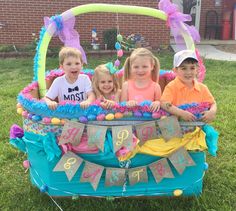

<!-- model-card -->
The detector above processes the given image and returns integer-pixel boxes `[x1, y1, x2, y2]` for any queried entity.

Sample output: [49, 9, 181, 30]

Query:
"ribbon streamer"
[44, 11, 87, 64]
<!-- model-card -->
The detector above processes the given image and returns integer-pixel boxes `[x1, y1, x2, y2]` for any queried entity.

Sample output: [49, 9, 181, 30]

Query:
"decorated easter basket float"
[10, 1, 219, 198]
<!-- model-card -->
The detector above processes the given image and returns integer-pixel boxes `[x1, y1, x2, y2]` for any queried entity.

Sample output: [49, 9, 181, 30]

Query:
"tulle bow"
[44, 11, 87, 64]
[158, 0, 200, 50]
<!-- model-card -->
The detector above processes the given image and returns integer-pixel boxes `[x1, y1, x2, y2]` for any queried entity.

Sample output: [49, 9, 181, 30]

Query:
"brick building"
[0, 0, 235, 49]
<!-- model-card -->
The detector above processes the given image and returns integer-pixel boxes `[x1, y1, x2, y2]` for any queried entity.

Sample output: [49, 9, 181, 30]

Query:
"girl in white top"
[45, 47, 95, 110]
[92, 63, 121, 109]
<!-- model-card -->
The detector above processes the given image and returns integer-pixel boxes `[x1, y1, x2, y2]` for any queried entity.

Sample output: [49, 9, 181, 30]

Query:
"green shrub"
[103, 28, 117, 50]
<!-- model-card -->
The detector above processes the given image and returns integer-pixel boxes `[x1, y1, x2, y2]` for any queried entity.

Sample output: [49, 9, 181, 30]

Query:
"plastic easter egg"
[117, 34, 123, 42]
[60, 119, 66, 125]
[143, 112, 152, 118]
[51, 118, 61, 124]
[152, 112, 161, 119]
[114, 112, 123, 119]
[97, 114, 105, 121]
[115, 42, 121, 50]
[32, 115, 42, 122]
[27, 113, 34, 120]
[114, 59, 120, 67]
[105, 113, 115, 121]
[88, 114, 96, 121]
[204, 162, 209, 170]
[40, 185, 48, 193]
[79, 116, 88, 123]
[173, 189, 183, 196]
[123, 111, 133, 117]
[134, 111, 142, 118]
[23, 160, 30, 168]
[17, 107, 23, 115]
[117, 49, 123, 57]
[42, 117, 51, 124]
[160, 115, 167, 119]
[22, 110, 28, 118]
[16, 103, 22, 108]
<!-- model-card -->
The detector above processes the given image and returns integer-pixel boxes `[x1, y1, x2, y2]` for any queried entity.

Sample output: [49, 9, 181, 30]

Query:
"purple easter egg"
[79, 116, 88, 123]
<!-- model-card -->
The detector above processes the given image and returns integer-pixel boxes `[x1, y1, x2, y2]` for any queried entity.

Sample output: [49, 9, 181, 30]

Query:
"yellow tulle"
[118, 127, 207, 161]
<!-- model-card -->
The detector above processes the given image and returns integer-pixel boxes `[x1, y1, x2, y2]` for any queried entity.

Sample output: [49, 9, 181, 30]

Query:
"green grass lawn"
[0, 53, 236, 210]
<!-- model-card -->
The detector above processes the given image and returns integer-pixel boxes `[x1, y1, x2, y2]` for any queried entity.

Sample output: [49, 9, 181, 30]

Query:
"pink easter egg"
[23, 160, 30, 168]
[43, 117, 51, 124]
[22, 111, 28, 118]
[152, 112, 161, 119]
[96, 114, 105, 121]
[117, 49, 123, 57]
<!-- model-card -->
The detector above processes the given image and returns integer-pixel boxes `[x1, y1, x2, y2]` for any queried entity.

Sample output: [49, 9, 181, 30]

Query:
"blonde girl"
[92, 63, 121, 109]
[121, 48, 161, 112]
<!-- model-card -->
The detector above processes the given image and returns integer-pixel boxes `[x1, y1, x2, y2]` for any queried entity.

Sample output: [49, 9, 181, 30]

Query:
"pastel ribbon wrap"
[158, 0, 200, 51]
[44, 10, 87, 64]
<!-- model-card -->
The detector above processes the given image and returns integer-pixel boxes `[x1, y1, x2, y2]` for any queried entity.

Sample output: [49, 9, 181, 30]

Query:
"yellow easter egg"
[105, 113, 114, 121]
[51, 118, 61, 125]
[161, 115, 167, 120]
[173, 189, 183, 196]
[114, 112, 123, 119]
[17, 107, 23, 115]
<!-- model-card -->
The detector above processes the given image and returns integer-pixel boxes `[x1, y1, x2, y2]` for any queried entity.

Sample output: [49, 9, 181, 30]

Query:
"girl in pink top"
[121, 48, 161, 112]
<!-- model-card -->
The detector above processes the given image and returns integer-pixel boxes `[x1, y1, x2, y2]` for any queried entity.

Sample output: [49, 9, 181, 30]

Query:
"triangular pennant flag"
[157, 116, 183, 141]
[168, 147, 195, 175]
[112, 125, 133, 152]
[105, 168, 126, 187]
[58, 121, 85, 146]
[87, 125, 107, 152]
[149, 158, 174, 183]
[80, 161, 104, 191]
[53, 151, 83, 181]
[135, 121, 158, 145]
[128, 166, 148, 186]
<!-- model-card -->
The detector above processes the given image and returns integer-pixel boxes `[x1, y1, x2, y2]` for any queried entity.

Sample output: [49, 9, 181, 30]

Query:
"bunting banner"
[149, 158, 174, 183]
[128, 166, 148, 186]
[59, 121, 84, 146]
[112, 125, 133, 152]
[157, 116, 183, 141]
[105, 168, 126, 187]
[53, 151, 83, 181]
[87, 125, 107, 152]
[80, 161, 104, 191]
[168, 147, 195, 174]
[135, 121, 159, 145]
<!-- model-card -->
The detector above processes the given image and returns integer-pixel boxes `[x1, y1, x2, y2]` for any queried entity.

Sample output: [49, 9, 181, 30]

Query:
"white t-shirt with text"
[46, 74, 92, 103]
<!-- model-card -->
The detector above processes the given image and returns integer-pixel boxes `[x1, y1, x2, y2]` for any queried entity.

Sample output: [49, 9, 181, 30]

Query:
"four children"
[45, 47, 216, 123]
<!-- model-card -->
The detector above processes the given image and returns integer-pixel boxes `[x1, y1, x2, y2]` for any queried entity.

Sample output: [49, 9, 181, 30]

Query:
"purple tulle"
[158, 0, 200, 51]
[10, 124, 24, 139]
[44, 10, 87, 64]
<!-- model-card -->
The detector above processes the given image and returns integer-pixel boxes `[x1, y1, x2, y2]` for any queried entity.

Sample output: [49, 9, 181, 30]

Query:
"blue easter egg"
[115, 42, 121, 50]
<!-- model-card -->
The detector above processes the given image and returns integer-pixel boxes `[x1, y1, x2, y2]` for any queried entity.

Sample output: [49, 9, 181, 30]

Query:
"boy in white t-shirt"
[44, 47, 95, 110]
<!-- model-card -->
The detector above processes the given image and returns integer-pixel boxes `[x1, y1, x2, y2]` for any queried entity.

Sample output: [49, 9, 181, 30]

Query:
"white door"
[171, 0, 201, 31]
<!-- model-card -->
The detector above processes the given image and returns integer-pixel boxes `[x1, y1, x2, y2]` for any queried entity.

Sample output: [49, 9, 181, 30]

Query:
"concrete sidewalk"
[171, 40, 236, 61]
[196, 44, 236, 61]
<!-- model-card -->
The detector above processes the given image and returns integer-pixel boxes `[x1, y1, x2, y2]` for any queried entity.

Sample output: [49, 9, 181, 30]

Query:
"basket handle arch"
[36, 3, 195, 97]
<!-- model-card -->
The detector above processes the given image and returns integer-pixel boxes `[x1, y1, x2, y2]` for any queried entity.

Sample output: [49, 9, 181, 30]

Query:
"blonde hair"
[92, 64, 119, 98]
[59, 47, 83, 65]
[123, 48, 160, 82]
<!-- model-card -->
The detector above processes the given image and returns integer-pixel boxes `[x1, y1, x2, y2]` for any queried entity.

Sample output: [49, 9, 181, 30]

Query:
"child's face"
[130, 56, 153, 80]
[61, 56, 83, 82]
[98, 73, 114, 95]
[174, 62, 198, 84]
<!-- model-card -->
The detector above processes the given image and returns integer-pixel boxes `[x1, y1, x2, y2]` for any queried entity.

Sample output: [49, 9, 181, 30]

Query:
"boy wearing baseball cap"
[161, 50, 217, 122]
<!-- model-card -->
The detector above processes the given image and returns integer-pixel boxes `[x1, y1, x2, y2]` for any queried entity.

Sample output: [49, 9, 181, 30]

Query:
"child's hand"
[180, 110, 196, 121]
[126, 100, 138, 108]
[200, 110, 216, 123]
[150, 101, 160, 112]
[47, 101, 58, 110]
[80, 100, 90, 109]
[101, 99, 115, 109]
